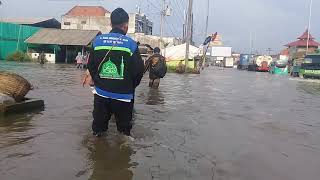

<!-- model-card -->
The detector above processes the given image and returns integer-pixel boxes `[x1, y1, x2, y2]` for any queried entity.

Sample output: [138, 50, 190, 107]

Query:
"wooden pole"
[65, 46, 68, 63]
[184, 0, 193, 72]
[16, 25, 22, 51]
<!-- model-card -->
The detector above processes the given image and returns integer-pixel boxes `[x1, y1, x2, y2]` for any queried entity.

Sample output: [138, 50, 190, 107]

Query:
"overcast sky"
[0, 0, 319, 54]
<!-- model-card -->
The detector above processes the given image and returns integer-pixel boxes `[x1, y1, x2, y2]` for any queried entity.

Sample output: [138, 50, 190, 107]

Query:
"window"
[64, 22, 71, 26]
[81, 21, 86, 24]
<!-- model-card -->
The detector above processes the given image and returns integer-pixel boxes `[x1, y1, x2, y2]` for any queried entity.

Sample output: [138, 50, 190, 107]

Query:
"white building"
[61, 6, 153, 35]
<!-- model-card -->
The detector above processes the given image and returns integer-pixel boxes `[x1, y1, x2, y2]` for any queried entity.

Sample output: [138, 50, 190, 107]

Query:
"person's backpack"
[151, 56, 167, 78]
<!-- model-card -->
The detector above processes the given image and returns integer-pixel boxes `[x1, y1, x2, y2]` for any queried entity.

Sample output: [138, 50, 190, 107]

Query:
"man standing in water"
[38, 51, 46, 65]
[87, 8, 144, 138]
[144, 47, 167, 88]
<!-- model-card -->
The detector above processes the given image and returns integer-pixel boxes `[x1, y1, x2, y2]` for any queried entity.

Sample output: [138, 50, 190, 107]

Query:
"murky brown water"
[1, 61, 320, 180]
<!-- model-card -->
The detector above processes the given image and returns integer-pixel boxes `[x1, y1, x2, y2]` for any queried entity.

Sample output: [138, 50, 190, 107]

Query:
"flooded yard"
[1, 61, 320, 180]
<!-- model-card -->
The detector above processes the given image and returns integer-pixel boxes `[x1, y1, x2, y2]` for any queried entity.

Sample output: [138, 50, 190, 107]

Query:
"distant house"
[285, 29, 320, 59]
[0, 18, 61, 28]
[62, 6, 112, 33]
[62, 6, 153, 35]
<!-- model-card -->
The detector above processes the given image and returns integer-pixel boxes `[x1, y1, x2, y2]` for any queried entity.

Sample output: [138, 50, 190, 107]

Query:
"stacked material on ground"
[0, 71, 32, 102]
[0, 93, 15, 105]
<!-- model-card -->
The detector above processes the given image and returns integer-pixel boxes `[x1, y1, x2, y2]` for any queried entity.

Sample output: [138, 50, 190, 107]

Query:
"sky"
[0, 0, 319, 54]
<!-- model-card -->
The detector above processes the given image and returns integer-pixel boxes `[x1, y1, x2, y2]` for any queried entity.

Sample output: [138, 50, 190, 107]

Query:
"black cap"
[111, 8, 129, 25]
[154, 47, 161, 53]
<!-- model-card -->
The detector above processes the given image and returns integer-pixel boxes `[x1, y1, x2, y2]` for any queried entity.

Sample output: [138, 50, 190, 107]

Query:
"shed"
[25, 28, 101, 63]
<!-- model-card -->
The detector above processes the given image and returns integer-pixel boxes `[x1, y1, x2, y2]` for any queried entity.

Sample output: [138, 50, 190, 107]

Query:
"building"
[62, 6, 112, 33]
[285, 29, 320, 59]
[62, 6, 153, 35]
[210, 34, 223, 46]
[25, 28, 101, 63]
[0, 18, 61, 28]
[128, 13, 153, 35]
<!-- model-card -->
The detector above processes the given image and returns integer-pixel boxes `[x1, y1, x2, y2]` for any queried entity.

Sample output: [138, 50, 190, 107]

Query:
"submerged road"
[1, 61, 320, 180]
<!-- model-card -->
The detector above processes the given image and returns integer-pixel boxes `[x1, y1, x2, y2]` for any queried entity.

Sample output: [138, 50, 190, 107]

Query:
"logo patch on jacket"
[99, 57, 124, 80]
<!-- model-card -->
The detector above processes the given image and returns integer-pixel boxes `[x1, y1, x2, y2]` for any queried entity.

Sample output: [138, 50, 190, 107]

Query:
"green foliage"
[6, 51, 32, 62]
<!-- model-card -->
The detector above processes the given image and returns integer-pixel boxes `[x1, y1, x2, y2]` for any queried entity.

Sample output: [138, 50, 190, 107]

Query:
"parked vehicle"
[237, 54, 250, 70]
[290, 65, 301, 77]
[299, 54, 320, 79]
[269, 59, 288, 75]
[248, 55, 273, 72]
[223, 57, 234, 68]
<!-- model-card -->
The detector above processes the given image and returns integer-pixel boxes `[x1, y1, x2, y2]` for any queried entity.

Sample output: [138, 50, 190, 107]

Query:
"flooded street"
[1, 61, 320, 180]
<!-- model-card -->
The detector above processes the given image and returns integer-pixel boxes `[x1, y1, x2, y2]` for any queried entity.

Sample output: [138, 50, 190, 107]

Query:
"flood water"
[1, 61, 320, 180]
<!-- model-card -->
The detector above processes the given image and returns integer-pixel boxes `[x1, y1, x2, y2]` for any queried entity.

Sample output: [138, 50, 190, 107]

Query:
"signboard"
[211, 47, 232, 57]
[210, 34, 223, 46]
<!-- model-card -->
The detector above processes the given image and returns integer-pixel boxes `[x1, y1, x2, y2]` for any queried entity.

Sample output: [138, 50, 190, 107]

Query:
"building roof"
[298, 29, 314, 40]
[65, 6, 109, 16]
[286, 39, 320, 47]
[25, 29, 101, 46]
[0, 17, 58, 25]
[285, 29, 320, 47]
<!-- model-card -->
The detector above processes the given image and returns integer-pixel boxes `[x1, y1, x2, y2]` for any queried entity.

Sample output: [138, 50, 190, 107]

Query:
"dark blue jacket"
[88, 28, 144, 100]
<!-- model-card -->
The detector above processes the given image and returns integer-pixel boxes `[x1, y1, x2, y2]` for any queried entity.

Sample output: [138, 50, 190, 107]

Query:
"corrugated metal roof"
[65, 6, 109, 16]
[0, 18, 57, 25]
[25, 29, 101, 46]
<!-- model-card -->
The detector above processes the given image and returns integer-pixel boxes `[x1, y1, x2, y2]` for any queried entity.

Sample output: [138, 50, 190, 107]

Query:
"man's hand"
[82, 70, 94, 87]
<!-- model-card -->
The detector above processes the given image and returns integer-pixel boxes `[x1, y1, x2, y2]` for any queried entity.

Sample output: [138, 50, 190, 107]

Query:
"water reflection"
[296, 81, 320, 95]
[2, 62, 320, 180]
[84, 136, 135, 180]
[146, 88, 165, 105]
[0, 113, 35, 148]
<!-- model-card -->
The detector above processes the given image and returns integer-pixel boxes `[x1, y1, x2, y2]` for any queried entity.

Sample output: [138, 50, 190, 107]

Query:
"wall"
[61, 15, 111, 33]
[288, 46, 318, 60]
[31, 53, 56, 63]
[0, 22, 40, 60]
[62, 13, 153, 35]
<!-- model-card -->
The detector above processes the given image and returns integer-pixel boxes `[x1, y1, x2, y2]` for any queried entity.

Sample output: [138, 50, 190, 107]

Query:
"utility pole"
[184, 0, 193, 72]
[306, 0, 313, 55]
[183, 9, 186, 42]
[204, 0, 210, 39]
[160, 0, 165, 48]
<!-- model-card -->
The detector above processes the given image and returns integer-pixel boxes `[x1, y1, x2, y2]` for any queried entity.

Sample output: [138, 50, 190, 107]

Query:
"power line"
[164, 18, 179, 37]
[145, 0, 160, 10]
[171, 0, 185, 23]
